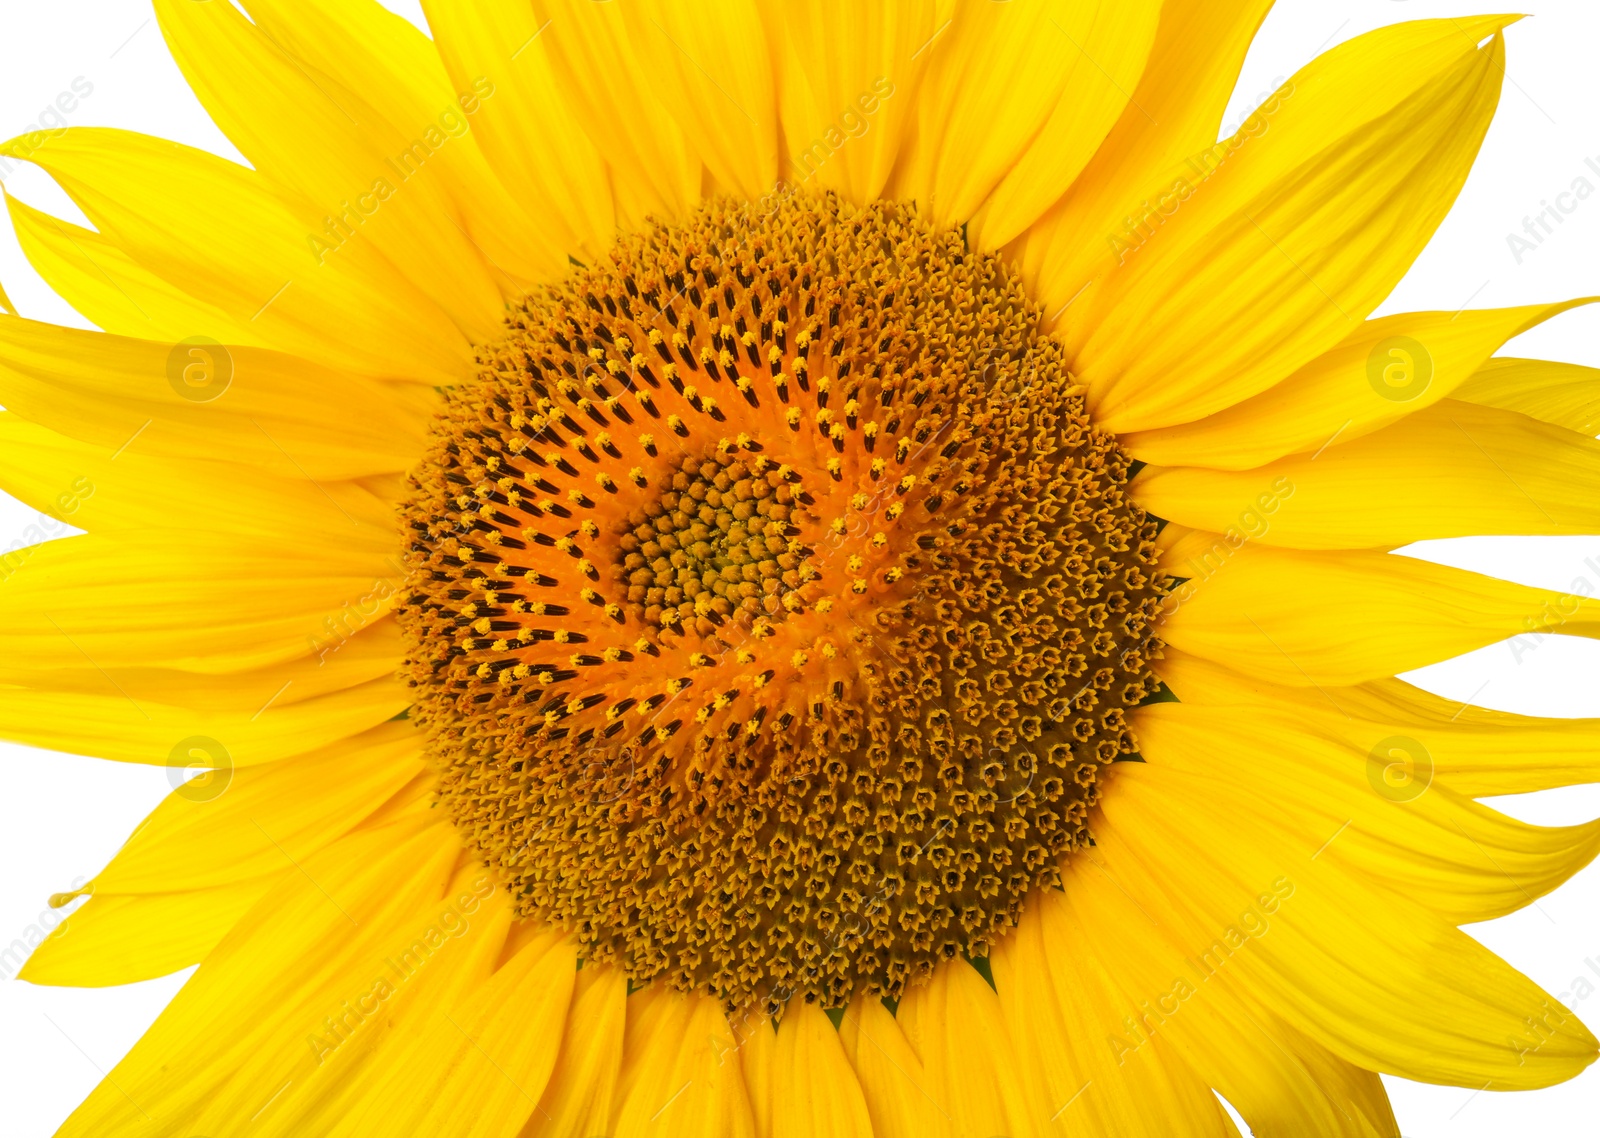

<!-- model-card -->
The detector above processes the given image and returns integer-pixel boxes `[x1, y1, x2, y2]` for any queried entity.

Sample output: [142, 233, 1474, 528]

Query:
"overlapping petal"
[1050, 17, 1515, 433]
[1136, 400, 1600, 548]
[2, 4, 1596, 1137]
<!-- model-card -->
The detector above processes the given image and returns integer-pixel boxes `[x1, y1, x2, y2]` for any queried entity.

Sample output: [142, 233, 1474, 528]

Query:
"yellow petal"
[87, 720, 420, 894]
[151, 0, 506, 339]
[612, 990, 756, 1137]
[1053, 852, 1403, 1136]
[1072, 18, 1513, 433]
[1454, 356, 1600, 434]
[526, 964, 628, 1138]
[991, 889, 1239, 1137]
[1266, 1038, 1399, 1138]
[13, 126, 471, 381]
[966, 0, 1163, 249]
[1122, 300, 1593, 469]
[532, 0, 702, 229]
[837, 996, 947, 1138]
[613, 985, 690, 1115]
[1134, 702, 1600, 925]
[893, 0, 1156, 234]
[0, 411, 397, 545]
[0, 685, 408, 777]
[0, 533, 396, 674]
[1019, 0, 1274, 308]
[0, 316, 437, 480]
[1149, 524, 1222, 577]
[740, 1014, 775, 1138]
[18, 881, 273, 987]
[1157, 646, 1600, 798]
[769, 0, 934, 205]
[255, 885, 519, 1138]
[429, 943, 578, 1118]
[622, 0, 779, 204]
[240, 0, 567, 286]
[421, 0, 615, 259]
[5, 190, 267, 345]
[895, 959, 1042, 1138]
[0, 612, 404, 767]
[769, 1002, 873, 1138]
[243, 0, 466, 143]
[1161, 544, 1600, 686]
[1098, 760, 1598, 1088]
[53, 822, 464, 1135]
[1136, 400, 1600, 549]
[354, 935, 576, 1138]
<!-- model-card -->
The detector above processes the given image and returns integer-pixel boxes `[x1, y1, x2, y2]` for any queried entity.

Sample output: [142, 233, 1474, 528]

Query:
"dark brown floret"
[397, 193, 1169, 1014]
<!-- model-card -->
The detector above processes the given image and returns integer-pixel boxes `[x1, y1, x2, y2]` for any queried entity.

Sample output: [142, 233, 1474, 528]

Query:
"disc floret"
[398, 193, 1169, 1012]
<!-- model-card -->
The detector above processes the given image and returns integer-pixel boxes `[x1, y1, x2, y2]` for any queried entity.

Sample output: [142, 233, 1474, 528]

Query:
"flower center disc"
[399, 194, 1169, 1013]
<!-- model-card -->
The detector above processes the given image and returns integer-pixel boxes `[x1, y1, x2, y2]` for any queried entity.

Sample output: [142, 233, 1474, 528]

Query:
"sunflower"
[5, 1, 1600, 1134]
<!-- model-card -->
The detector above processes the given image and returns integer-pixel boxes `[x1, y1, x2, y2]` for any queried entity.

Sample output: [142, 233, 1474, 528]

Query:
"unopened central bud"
[620, 449, 814, 635]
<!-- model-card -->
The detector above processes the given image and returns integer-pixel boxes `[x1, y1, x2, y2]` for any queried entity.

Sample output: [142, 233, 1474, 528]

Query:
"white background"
[0, 1, 1596, 1134]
